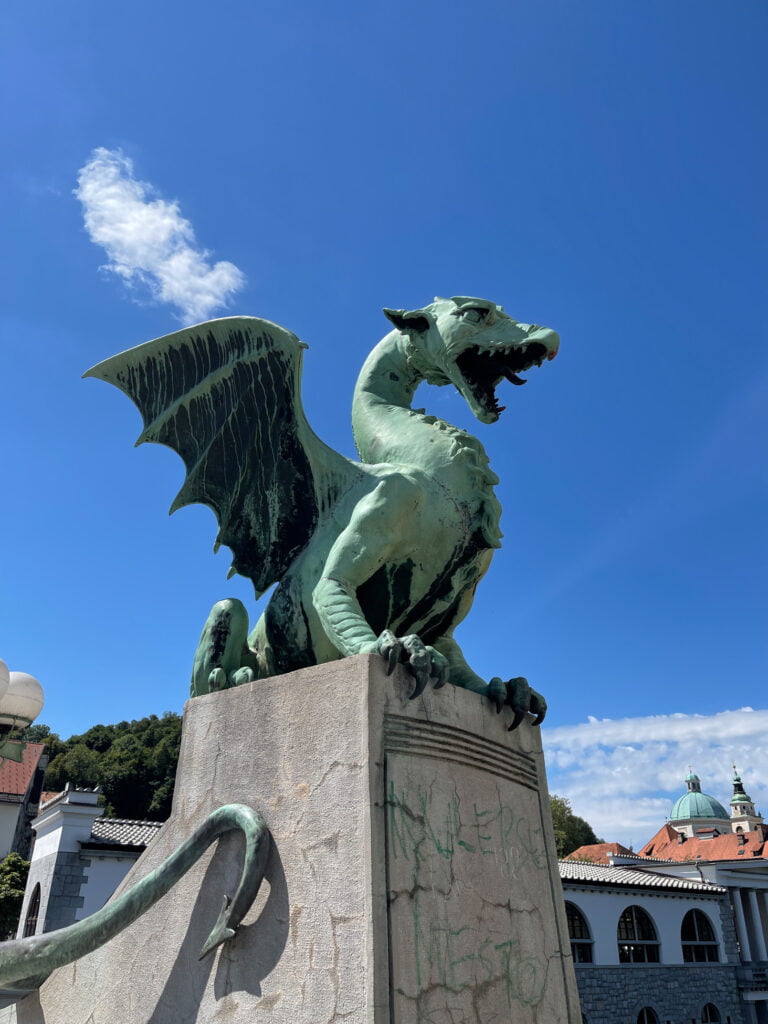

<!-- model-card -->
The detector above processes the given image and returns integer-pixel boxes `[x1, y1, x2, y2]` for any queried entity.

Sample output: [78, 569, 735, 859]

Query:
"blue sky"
[1, 1, 766, 844]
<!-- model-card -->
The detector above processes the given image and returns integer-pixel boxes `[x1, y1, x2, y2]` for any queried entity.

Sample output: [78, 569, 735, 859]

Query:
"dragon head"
[384, 296, 559, 424]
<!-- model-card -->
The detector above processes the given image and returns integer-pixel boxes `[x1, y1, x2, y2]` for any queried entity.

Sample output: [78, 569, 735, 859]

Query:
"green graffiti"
[388, 783, 546, 876]
[410, 895, 544, 1007]
[389, 780, 420, 861]
[495, 940, 546, 1007]
[389, 783, 548, 1010]
[417, 787, 460, 860]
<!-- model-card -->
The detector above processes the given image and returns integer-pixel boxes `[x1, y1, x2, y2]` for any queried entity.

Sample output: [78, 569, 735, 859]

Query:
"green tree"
[29, 713, 182, 821]
[44, 743, 102, 792]
[0, 853, 30, 940]
[20, 724, 67, 762]
[549, 795, 602, 858]
[70, 723, 117, 754]
[100, 733, 152, 819]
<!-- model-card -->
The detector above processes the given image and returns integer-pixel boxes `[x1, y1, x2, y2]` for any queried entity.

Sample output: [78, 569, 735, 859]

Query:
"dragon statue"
[86, 296, 559, 728]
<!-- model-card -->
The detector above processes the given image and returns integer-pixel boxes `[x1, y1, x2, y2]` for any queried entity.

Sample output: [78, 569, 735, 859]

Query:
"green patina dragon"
[87, 296, 559, 727]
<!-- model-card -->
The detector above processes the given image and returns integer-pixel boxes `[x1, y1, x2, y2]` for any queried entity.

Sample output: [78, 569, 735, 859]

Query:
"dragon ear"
[383, 308, 433, 334]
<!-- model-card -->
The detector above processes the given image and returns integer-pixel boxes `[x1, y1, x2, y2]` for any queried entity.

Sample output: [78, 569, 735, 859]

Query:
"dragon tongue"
[501, 366, 527, 386]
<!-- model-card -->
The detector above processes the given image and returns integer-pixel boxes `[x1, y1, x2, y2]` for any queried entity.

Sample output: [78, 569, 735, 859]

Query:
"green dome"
[670, 791, 729, 822]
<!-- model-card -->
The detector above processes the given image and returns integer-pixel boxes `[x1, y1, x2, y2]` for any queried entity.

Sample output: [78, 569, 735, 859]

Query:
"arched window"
[636, 1009, 658, 1024]
[617, 905, 660, 963]
[565, 902, 593, 963]
[22, 883, 41, 938]
[681, 909, 719, 962]
[701, 1003, 721, 1022]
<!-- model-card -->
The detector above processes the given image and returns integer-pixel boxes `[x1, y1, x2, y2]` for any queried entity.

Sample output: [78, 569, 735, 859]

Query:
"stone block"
[4, 655, 579, 1023]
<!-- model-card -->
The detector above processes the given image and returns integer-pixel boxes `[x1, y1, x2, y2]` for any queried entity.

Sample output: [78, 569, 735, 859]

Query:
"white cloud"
[542, 707, 768, 849]
[75, 147, 245, 322]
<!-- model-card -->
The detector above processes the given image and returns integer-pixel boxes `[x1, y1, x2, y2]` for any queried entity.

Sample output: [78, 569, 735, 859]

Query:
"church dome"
[670, 791, 730, 822]
[670, 768, 729, 823]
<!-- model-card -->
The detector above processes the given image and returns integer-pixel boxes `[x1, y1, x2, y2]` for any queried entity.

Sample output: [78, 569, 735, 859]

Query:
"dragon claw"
[375, 632, 448, 697]
[505, 676, 547, 730]
[230, 666, 256, 687]
[208, 667, 228, 691]
[409, 668, 430, 700]
[485, 676, 547, 729]
[433, 660, 448, 689]
[530, 702, 547, 727]
[487, 677, 506, 714]
[509, 707, 526, 731]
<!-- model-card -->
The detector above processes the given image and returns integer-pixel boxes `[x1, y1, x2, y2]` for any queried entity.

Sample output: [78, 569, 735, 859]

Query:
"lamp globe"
[0, 671, 45, 729]
[0, 660, 10, 705]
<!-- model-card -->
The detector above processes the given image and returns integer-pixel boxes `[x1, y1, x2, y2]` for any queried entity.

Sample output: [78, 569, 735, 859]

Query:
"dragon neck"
[351, 330, 502, 548]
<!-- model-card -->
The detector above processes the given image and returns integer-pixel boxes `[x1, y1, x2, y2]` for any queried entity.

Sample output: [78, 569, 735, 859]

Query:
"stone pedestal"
[6, 655, 580, 1023]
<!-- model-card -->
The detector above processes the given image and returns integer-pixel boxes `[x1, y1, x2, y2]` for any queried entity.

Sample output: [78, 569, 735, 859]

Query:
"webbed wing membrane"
[85, 316, 361, 596]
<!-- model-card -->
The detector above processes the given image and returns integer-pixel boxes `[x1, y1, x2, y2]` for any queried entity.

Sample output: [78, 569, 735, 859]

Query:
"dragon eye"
[463, 308, 489, 324]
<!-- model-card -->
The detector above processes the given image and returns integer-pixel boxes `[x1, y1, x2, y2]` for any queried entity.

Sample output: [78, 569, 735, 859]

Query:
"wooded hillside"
[24, 714, 182, 820]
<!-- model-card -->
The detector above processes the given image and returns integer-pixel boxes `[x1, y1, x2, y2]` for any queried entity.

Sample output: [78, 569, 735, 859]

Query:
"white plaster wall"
[29, 827, 61, 861]
[16, 855, 54, 938]
[31, 800, 102, 857]
[56, 819, 98, 853]
[758, 890, 768, 942]
[564, 888, 726, 965]
[0, 803, 20, 858]
[77, 854, 139, 921]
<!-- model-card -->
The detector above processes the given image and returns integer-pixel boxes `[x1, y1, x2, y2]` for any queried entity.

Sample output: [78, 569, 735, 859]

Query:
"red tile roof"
[565, 842, 635, 865]
[638, 823, 768, 862]
[0, 742, 45, 799]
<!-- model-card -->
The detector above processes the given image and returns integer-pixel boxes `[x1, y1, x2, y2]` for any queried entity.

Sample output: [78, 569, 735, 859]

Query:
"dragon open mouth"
[456, 341, 550, 420]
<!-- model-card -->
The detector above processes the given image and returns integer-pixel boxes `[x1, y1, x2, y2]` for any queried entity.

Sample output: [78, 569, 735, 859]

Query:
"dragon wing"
[85, 316, 361, 596]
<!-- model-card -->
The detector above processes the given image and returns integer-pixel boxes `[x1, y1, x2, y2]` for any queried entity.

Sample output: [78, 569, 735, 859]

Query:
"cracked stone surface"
[2, 655, 579, 1023]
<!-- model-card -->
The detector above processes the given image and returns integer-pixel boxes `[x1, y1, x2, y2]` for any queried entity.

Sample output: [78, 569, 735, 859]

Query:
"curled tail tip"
[198, 924, 236, 960]
[198, 893, 235, 959]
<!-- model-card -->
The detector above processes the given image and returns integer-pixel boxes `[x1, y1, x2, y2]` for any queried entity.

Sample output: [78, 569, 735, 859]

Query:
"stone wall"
[4, 655, 580, 1023]
[718, 897, 742, 963]
[575, 964, 745, 1024]
[16, 850, 89, 939]
[43, 852, 90, 931]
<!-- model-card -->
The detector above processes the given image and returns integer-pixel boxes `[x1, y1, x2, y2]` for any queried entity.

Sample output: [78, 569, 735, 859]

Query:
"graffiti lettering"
[388, 782, 546, 875]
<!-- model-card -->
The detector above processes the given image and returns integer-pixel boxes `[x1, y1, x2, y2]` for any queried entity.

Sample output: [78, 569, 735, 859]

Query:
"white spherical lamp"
[0, 671, 45, 729]
[0, 660, 10, 705]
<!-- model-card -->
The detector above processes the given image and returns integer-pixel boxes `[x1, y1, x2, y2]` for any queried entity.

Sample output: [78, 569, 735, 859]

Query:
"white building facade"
[561, 860, 745, 1024]
[17, 784, 162, 938]
[565, 768, 768, 1024]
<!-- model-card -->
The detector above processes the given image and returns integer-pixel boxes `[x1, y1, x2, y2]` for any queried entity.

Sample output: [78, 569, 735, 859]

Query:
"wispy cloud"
[75, 147, 245, 322]
[543, 707, 768, 849]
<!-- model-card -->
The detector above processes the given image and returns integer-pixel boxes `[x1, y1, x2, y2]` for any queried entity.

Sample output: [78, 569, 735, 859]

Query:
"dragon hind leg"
[191, 599, 258, 697]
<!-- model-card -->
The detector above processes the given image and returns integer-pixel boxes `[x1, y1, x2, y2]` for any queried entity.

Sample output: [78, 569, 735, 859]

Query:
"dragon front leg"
[313, 578, 448, 699]
[312, 477, 448, 698]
